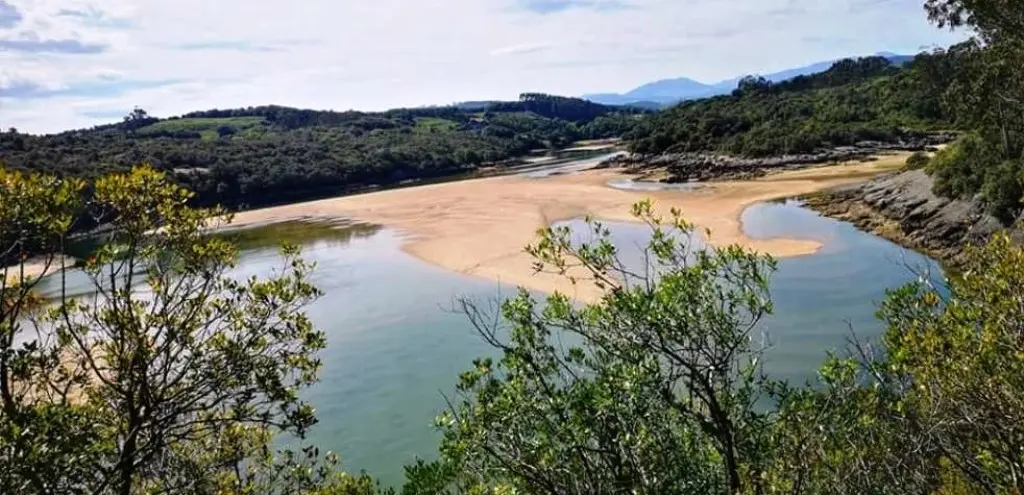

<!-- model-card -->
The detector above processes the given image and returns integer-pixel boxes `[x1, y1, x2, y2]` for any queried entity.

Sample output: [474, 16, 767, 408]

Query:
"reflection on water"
[516, 151, 623, 179]
[222, 220, 382, 252]
[607, 178, 706, 192]
[23, 202, 944, 488]
[741, 199, 941, 382]
[554, 200, 941, 385]
[34, 220, 383, 300]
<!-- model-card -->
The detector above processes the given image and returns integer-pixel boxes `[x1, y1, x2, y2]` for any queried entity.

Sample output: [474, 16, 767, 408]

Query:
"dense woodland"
[625, 32, 1024, 221]
[0, 95, 643, 208]
[625, 53, 955, 157]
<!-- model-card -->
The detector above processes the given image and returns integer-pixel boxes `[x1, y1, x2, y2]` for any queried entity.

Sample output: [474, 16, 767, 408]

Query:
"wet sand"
[230, 153, 910, 300]
[3, 255, 75, 285]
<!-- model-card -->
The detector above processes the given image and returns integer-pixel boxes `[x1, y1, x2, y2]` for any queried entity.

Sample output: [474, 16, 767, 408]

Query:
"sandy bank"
[230, 153, 910, 300]
[3, 255, 76, 285]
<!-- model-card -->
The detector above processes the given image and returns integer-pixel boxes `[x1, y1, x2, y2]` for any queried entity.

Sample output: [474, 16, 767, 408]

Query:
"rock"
[804, 168, 1020, 266]
[600, 132, 958, 182]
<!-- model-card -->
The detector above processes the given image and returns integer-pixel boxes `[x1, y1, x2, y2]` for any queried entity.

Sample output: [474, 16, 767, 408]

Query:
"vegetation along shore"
[5, 0, 1024, 493]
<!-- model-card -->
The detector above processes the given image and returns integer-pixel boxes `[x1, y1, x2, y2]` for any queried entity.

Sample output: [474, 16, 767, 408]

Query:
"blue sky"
[0, 0, 968, 134]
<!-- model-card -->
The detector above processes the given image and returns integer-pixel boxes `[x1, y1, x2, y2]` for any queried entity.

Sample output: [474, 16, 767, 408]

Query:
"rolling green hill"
[0, 51, 984, 216]
[0, 94, 644, 209]
[136, 116, 267, 140]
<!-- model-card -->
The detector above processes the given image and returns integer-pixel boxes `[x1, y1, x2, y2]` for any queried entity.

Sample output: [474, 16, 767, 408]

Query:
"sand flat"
[3, 255, 75, 285]
[229, 153, 909, 299]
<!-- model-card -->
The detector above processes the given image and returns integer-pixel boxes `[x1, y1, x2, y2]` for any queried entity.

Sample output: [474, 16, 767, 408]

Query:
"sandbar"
[230, 153, 910, 300]
[3, 255, 76, 285]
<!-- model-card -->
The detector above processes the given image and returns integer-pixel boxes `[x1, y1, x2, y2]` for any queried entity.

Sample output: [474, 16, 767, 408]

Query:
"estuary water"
[31, 199, 940, 488]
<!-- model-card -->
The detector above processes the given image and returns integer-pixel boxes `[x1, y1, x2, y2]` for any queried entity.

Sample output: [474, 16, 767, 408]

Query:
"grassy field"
[413, 117, 459, 133]
[138, 117, 267, 140]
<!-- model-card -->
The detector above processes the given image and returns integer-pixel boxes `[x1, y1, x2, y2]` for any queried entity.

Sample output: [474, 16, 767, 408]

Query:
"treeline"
[489, 93, 633, 122]
[627, 53, 955, 158]
[0, 94, 642, 209]
[626, 22, 1024, 221]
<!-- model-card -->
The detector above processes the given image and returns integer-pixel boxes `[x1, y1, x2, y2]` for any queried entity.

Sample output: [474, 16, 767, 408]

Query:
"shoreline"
[802, 191, 954, 264]
[229, 152, 913, 300]
[5, 152, 913, 300]
[797, 144, 992, 270]
[3, 255, 77, 285]
[799, 169, 1005, 269]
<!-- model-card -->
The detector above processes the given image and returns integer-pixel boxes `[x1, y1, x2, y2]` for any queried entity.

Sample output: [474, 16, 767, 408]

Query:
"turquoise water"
[285, 199, 935, 485]
[28, 198, 941, 487]
[742, 199, 941, 381]
[552, 200, 940, 383]
[29, 221, 512, 483]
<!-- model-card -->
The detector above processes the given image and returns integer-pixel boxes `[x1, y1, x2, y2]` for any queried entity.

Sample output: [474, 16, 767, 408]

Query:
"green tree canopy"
[0, 166, 380, 495]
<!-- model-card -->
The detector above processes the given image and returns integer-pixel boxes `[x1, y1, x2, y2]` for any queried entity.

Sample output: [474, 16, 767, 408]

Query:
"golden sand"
[229, 153, 910, 300]
[3, 255, 75, 285]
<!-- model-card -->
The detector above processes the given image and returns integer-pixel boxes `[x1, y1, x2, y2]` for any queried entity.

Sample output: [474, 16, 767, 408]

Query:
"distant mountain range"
[582, 52, 914, 108]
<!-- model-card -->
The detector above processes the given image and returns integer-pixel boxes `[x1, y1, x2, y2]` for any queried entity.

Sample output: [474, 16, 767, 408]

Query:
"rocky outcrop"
[803, 169, 1013, 265]
[603, 133, 957, 182]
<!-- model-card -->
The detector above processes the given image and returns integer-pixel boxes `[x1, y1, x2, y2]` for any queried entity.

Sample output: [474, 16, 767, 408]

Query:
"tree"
[0, 166, 379, 494]
[124, 107, 149, 123]
[417, 201, 779, 494]
[925, 0, 1024, 47]
[920, 0, 1024, 220]
[627, 54, 951, 158]
[768, 231, 1024, 494]
[402, 202, 1024, 495]
[734, 76, 772, 96]
[872, 232, 1024, 492]
[121, 107, 154, 133]
[0, 102, 633, 210]
[216, 125, 237, 138]
[1, 169, 90, 494]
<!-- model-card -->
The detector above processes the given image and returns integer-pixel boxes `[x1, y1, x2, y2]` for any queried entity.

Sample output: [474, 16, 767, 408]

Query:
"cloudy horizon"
[1, 0, 968, 134]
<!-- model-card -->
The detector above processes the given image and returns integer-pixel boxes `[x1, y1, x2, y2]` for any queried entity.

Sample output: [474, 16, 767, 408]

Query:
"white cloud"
[490, 42, 554, 56]
[0, 0, 969, 133]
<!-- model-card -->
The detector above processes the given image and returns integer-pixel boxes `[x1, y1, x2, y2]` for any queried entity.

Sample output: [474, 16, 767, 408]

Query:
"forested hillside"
[0, 53, 982, 214]
[0, 94, 642, 208]
[626, 52, 959, 157]
[5, 33, 1018, 220]
[623, 29, 1024, 221]
[613, 31, 1024, 222]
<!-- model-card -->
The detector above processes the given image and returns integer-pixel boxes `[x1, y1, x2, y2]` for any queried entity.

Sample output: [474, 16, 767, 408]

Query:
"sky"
[0, 0, 969, 134]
